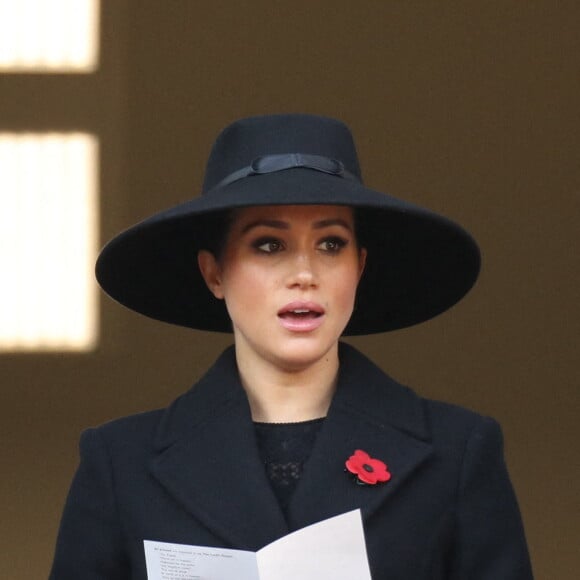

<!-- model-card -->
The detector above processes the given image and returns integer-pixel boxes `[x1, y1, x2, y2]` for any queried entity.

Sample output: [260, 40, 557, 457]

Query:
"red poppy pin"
[345, 449, 391, 486]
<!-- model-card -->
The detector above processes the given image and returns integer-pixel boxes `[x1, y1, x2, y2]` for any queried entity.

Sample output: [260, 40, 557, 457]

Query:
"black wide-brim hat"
[96, 114, 480, 335]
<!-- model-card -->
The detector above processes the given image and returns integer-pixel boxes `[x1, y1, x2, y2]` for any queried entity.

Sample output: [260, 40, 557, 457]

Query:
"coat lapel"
[287, 343, 433, 531]
[149, 347, 289, 550]
[149, 343, 433, 549]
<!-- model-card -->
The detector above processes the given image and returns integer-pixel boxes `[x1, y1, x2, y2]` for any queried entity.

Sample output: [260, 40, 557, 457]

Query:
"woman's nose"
[286, 253, 318, 288]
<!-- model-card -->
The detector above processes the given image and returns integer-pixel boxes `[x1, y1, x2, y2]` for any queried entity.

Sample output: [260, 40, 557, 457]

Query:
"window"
[0, 0, 99, 72]
[0, 0, 102, 351]
[0, 133, 99, 350]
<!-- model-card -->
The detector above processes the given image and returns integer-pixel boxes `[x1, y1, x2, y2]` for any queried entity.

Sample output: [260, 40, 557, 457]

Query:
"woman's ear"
[197, 250, 224, 299]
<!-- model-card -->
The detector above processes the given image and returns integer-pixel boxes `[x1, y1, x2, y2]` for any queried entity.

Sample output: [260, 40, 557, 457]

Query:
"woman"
[50, 114, 533, 578]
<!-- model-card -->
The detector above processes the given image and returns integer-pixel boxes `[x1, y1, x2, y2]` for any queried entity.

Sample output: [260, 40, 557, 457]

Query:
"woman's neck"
[234, 343, 340, 423]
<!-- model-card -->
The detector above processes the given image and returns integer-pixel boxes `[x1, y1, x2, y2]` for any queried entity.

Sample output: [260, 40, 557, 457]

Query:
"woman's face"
[198, 205, 366, 372]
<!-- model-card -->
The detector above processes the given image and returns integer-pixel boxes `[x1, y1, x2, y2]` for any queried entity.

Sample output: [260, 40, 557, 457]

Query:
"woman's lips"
[277, 301, 325, 332]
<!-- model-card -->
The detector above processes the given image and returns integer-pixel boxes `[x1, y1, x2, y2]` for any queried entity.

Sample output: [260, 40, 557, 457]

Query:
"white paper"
[144, 509, 372, 580]
[257, 509, 372, 580]
[144, 540, 259, 579]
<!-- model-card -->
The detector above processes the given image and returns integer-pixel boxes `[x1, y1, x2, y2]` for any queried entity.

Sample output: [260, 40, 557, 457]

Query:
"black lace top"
[253, 418, 325, 516]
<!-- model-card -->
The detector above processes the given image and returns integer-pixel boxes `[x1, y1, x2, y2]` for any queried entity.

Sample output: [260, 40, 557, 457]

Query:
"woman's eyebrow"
[313, 218, 353, 231]
[240, 217, 352, 234]
[241, 219, 289, 233]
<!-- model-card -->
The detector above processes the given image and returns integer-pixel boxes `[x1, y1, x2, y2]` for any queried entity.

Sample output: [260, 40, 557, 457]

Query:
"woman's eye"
[254, 238, 284, 253]
[318, 237, 347, 253]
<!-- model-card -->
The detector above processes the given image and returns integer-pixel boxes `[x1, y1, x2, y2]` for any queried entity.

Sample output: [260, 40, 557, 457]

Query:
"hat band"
[211, 153, 360, 190]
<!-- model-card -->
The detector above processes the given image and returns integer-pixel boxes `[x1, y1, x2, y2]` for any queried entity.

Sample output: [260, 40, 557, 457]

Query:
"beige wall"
[0, 2, 578, 578]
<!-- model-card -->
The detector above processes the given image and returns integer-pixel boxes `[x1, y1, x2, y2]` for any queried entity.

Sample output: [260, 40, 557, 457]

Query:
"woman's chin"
[267, 339, 339, 373]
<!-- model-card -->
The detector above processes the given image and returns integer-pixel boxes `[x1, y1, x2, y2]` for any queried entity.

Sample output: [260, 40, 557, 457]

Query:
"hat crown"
[202, 114, 362, 193]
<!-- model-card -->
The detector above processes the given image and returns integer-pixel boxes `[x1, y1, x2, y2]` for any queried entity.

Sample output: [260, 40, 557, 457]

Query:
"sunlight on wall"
[0, 133, 99, 351]
[0, 0, 100, 72]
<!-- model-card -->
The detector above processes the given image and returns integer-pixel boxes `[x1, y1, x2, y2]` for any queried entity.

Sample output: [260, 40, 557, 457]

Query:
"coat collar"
[150, 344, 432, 550]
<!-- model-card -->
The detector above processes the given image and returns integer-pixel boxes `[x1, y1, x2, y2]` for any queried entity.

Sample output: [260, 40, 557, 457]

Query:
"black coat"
[50, 344, 533, 579]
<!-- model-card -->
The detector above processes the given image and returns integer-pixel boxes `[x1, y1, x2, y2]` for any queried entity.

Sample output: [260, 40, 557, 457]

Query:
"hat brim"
[96, 168, 480, 334]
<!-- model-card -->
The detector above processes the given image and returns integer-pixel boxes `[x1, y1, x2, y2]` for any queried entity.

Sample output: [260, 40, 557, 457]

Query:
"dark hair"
[196, 210, 235, 259]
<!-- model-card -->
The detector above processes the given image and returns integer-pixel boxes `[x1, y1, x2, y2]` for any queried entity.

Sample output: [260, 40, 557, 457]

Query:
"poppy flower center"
[362, 464, 374, 473]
